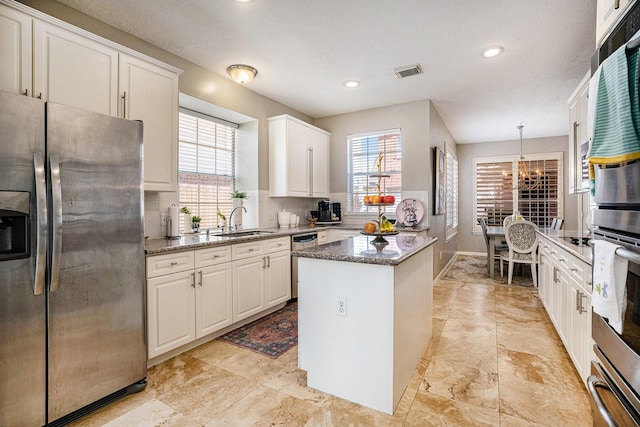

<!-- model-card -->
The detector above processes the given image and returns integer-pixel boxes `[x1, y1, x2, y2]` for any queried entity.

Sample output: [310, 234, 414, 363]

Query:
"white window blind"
[446, 148, 458, 239]
[178, 111, 236, 230]
[347, 129, 402, 214]
[473, 153, 562, 232]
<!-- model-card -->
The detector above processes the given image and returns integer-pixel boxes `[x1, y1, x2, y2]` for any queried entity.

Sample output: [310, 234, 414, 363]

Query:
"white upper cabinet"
[33, 20, 119, 116]
[596, 0, 633, 46]
[119, 54, 179, 192]
[0, 2, 182, 191]
[567, 72, 590, 194]
[0, 4, 31, 95]
[269, 114, 330, 198]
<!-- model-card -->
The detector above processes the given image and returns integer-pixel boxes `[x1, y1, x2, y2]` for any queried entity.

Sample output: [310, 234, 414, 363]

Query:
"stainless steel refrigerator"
[0, 90, 147, 426]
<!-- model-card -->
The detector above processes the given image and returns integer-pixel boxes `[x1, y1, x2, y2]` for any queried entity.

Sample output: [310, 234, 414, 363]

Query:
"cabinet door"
[147, 270, 196, 358]
[568, 281, 592, 382]
[310, 130, 329, 197]
[287, 119, 312, 196]
[196, 263, 233, 337]
[33, 21, 118, 115]
[596, 0, 632, 44]
[232, 256, 265, 321]
[538, 250, 550, 311]
[0, 4, 31, 95]
[119, 53, 178, 192]
[265, 250, 291, 308]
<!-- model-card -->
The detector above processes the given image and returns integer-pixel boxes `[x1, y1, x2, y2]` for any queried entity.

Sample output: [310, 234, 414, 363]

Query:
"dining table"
[486, 226, 505, 278]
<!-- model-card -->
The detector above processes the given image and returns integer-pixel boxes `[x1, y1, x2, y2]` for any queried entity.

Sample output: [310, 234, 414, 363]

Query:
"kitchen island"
[292, 234, 437, 415]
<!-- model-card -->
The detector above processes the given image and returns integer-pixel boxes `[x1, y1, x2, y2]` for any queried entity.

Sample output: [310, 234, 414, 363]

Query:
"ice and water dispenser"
[0, 191, 30, 260]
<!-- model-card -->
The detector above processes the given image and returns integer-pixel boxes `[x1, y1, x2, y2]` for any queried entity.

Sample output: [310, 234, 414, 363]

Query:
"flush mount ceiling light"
[482, 46, 504, 58]
[226, 64, 257, 84]
[344, 80, 360, 88]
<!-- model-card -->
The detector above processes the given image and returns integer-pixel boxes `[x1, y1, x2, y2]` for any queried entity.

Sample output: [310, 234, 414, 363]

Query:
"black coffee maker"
[318, 200, 331, 222]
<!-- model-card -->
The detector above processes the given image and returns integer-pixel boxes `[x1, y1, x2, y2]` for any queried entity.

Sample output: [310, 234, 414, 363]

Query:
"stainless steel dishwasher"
[291, 232, 318, 299]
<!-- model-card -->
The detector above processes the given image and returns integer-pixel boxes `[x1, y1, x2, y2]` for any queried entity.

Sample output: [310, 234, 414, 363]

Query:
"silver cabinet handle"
[570, 267, 578, 272]
[33, 153, 47, 295]
[262, 256, 267, 269]
[587, 375, 617, 427]
[191, 272, 195, 288]
[552, 266, 559, 283]
[49, 155, 62, 292]
[198, 270, 203, 286]
[213, 254, 220, 258]
[579, 292, 587, 314]
[266, 255, 271, 268]
[170, 261, 178, 266]
[615, 0, 621, 9]
[308, 146, 313, 196]
[121, 91, 127, 117]
[23, 89, 28, 96]
[248, 248, 255, 252]
[576, 290, 581, 311]
[37, 93, 42, 99]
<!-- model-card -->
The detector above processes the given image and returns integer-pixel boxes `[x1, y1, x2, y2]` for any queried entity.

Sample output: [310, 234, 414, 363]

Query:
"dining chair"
[500, 220, 539, 286]
[479, 217, 509, 274]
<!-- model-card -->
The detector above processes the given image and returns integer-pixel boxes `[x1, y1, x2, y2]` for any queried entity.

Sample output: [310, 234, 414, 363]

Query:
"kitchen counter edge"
[145, 224, 430, 255]
[536, 229, 592, 265]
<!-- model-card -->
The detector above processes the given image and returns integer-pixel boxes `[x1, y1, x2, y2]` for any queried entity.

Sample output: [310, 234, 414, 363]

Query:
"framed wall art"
[433, 146, 445, 215]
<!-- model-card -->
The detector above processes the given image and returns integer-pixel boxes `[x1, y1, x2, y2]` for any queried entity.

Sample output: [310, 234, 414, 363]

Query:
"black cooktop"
[561, 236, 591, 247]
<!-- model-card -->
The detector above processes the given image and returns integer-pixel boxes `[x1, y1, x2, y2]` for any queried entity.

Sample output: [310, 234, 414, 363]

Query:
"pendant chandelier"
[503, 123, 541, 191]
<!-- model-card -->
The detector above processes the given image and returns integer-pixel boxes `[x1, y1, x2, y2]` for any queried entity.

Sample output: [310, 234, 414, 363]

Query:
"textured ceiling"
[54, 0, 596, 144]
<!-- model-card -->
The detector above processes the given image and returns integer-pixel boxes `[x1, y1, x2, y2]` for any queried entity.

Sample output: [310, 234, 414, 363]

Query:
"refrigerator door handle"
[49, 155, 62, 292]
[33, 152, 47, 295]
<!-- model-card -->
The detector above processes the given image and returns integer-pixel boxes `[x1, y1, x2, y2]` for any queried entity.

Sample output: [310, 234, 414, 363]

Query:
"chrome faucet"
[228, 206, 247, 232]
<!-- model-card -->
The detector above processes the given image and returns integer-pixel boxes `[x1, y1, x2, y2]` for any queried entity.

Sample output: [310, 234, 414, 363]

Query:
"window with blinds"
[178, 110, 237, 231]
[446, 148, 458, 239]
[347, 129, 402, 214]
[473, 153, 562, 232]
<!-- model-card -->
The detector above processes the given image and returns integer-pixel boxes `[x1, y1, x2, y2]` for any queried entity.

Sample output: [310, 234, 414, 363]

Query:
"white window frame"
[472, 152, 563, 234]
[178, 108, 238, 231]
[445, 146, 458, 240]
[347, 129, 402, 215]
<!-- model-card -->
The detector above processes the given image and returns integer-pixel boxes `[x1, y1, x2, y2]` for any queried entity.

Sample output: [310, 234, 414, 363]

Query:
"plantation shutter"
[178, 110, 236, 230]
[347, 129, 402, 214]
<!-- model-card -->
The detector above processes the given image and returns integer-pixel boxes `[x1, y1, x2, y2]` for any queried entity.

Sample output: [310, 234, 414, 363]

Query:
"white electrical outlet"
[336, 296, 347, 317]
[160, 212, 168, 226]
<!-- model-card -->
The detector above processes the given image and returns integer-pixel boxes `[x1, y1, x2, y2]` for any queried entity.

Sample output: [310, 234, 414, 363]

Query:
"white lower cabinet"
[146, 245, 232, 359]
[232, 237, 291, 321]
[147, 236, 290, 359]
[538, 235, 593, 384]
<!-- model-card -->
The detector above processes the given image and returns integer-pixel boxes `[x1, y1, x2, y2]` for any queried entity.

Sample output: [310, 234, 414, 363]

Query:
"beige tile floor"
[70, 269, 593, 426]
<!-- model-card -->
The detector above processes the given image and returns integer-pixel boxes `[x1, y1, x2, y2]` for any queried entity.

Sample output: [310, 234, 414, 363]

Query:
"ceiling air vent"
[393, 64, 423, 79]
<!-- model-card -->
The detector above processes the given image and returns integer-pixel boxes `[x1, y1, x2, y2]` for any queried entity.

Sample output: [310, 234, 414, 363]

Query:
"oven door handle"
[587, 375, 618, 427]
[615, 247, 640, 265]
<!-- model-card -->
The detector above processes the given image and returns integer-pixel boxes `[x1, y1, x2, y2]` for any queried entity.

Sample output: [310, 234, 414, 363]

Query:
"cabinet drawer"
[264, 236, 290, 253]
[232, 241, 263, 260]
[317, 230, 328, 244]
[195, 245, 232, 268]
[146, 251, 194, 278]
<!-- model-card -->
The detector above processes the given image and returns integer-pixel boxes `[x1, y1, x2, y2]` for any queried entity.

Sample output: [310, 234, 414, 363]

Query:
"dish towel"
[592, 240, 629, 334]
[588, 41, 640, 195]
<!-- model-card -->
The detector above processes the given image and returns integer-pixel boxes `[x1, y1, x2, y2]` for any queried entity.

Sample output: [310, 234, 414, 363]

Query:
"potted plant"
[191, 215, 201, 232]
[231, 190, 247, 227]
[180, 206, 191, 233]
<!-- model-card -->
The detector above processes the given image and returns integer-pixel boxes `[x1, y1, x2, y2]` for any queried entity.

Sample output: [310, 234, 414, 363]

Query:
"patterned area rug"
[442, 254, 534, 287]
[218, 302, 297, 358]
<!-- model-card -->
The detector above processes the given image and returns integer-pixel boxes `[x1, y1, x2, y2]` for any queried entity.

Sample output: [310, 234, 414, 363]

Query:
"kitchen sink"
[215, 230, 275, 238]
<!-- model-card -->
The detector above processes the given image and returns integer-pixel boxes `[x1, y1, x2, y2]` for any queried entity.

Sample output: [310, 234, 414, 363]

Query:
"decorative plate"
[396, 198, 424, 227]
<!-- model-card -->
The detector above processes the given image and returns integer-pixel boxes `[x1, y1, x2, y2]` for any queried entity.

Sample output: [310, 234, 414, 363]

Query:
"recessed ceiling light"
[344, 80, 360, 88]
[482, 46, 504, 58]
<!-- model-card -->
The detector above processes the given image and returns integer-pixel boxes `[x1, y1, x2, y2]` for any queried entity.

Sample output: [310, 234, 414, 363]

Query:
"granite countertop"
[536, 229, 592, 265]
[145, 223, 430, 255]
[290, 235, 437, 266]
